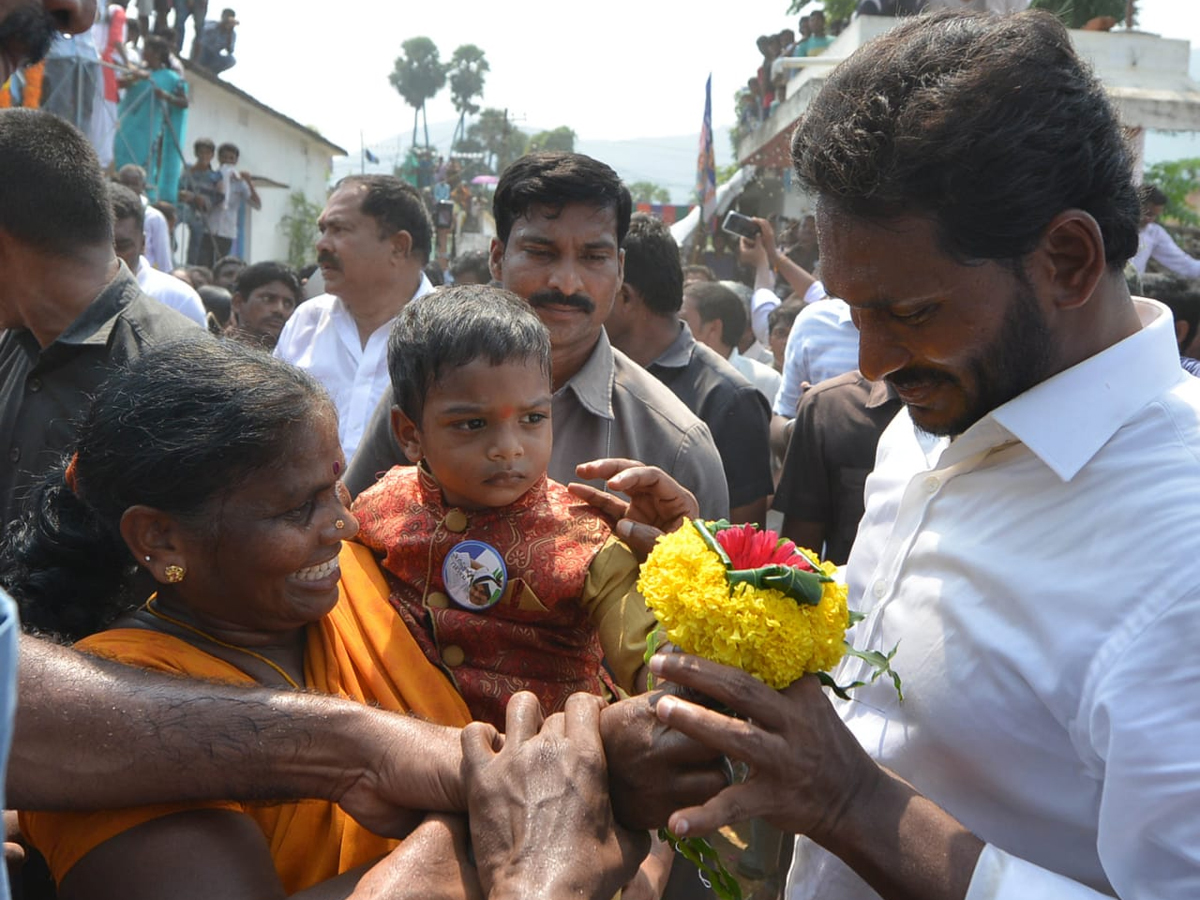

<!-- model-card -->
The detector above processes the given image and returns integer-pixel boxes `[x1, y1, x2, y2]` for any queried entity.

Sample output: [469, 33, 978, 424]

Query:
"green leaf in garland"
[726, 565, 829, 605]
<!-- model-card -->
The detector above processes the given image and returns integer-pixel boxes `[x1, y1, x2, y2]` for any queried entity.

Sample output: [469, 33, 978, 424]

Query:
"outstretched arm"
[11, 635, 465, 834]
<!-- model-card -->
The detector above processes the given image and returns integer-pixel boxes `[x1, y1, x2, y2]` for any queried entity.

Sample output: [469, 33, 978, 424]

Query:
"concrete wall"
[183, 69, 344, 265]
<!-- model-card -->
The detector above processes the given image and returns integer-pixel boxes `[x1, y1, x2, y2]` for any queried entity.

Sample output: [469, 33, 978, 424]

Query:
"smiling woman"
[0, 338, 473, 899]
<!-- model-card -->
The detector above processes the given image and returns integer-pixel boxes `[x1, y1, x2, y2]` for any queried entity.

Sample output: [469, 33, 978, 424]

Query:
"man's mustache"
[527, 289, 595, 315]
[317, 252, 341, 271]
[886, 367, 957, 391]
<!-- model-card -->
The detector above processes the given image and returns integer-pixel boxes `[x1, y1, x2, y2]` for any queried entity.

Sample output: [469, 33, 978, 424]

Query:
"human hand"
[350, 813, 482, 900]
[752, 217, 778, 263]
[647, 653, 880, 843]
[462, 693, 649, 900]
[619, 831, 674, 900]
[738, 234, 768, 269]
[570, 458, 699, 560]
[599, 691, 726, 831]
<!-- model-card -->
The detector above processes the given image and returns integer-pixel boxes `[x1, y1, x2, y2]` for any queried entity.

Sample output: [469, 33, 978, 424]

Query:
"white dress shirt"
[142, 202, 172, 272]
[773, 293, 859, 417]
[1130, 222, 1200, 277]
[729, 348, 782, 404]
[274, 274, 434, 460]
[788, 299, 1200, 899]
[134, 256, 206, 325]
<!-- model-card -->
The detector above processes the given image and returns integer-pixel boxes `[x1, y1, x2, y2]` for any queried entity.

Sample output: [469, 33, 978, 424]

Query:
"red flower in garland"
[713, 523, 816, 571]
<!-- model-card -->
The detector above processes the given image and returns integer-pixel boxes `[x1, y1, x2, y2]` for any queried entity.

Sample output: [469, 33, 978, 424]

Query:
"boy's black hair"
[388, 284, 552, 425]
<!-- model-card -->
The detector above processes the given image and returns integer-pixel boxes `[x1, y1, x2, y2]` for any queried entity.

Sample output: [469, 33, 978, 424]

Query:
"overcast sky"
[215, 1, 1198, 152]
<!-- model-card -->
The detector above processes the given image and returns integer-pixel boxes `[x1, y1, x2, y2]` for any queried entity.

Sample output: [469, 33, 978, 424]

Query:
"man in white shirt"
[679, 280, 782, 405]
[274, 175, 434, 459]
[110, 183, 207, 325]
[1130, 184, 1200, 279]
[649, 11, 1200, 900]
[117, 163, 172, 271]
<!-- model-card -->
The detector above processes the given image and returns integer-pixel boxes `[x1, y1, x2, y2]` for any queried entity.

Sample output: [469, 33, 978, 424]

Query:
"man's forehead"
[509, 202, 619, 244]
[320, 186, 368, 221]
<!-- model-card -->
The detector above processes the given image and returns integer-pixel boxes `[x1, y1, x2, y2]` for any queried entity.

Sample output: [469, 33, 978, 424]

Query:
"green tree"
[277, 191, 322, 269]
[1028, 0, 1127, 28]
[468, 107, 528, 173]
[629, 181, 671, 204]
[389, 36, 446, 150]
[527, 126, 577, 154]
[1144, 157, 1200, 227]
[448, 44, 489, 151]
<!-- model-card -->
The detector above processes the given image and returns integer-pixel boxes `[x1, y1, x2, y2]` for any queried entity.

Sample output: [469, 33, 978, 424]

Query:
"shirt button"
[872, 579, 887, 599]
[441, 645, 465, 667]
[444, 509, 468, 533]
[8, 448, 19, 463]
[426, 591, 450, 609]
[924, 475, 940, 493]
[27, 377, 41, 392]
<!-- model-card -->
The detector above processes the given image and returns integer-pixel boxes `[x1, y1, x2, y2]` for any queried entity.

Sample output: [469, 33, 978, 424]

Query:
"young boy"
[352, 284, 654, 727]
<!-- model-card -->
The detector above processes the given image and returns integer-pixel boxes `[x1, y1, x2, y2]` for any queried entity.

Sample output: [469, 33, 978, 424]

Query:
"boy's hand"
[569, 459, 698, 560]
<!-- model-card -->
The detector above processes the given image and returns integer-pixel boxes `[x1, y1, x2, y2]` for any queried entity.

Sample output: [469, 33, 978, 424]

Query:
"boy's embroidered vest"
[353, 466, 614, 727]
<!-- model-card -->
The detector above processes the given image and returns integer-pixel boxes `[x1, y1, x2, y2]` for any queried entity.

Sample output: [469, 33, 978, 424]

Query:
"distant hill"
[333, 121, 734, 205]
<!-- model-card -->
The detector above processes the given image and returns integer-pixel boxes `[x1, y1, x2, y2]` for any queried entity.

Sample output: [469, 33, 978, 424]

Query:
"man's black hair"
[334, 174, 434, 265]
[493, 152, 632, 246]
[108, 182, 145, 231]
[1143, 276, 1200, 351]
[234, 261, 302, 304]
[622, 213, 683, 316]
[388, 284, 551, 425]
[0, 109, 112, 255]
[194, 137, 216, 153]
[450, 249, 492, 284]
[685, 281, 748, 348]
[217, 142, 240, 159]
[791, 10, 1140, 269]
[1140, 184, 1169, 209]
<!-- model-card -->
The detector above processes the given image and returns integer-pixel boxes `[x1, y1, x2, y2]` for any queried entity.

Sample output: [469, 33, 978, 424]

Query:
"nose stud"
[335, 519, 345, 530]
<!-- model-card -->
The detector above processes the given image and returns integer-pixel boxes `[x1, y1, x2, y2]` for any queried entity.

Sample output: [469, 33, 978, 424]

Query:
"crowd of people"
[0, 1, 242, 206]
[3, 3, 1200, 900]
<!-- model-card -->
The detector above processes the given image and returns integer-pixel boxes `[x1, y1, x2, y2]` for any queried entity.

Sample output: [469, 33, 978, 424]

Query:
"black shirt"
[0, 266, 204, 528]
[647, 323, 774, 511]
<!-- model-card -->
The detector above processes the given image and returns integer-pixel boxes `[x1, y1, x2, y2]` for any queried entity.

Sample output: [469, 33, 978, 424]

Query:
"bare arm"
[11, 635, 465, 833]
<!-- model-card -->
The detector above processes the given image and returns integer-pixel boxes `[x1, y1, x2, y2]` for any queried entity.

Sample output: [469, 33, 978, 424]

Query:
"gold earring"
[164, 565, 186, 584]
[335, 519, 345, 530]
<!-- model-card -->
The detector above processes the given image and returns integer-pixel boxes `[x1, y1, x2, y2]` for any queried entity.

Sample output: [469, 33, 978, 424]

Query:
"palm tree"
[389, 36, 446, 150]
[448, 44, 489, 151]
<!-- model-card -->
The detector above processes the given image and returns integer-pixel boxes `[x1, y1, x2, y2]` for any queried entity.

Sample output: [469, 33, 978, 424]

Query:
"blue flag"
[364, 148, 380, 164]
[695, 74, 717, 230]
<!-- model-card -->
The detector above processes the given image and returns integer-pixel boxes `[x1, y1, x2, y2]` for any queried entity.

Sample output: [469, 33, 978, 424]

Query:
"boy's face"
[392, 356, 553, 510]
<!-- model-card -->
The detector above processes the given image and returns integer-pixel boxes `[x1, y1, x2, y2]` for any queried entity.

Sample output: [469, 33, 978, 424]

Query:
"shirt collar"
[58, 265, 142, 348]
[651, 321, 696, 371]
[558, 329, 615, 420]
[981, 298, 1182, 482]
[866, 377, 895, 409]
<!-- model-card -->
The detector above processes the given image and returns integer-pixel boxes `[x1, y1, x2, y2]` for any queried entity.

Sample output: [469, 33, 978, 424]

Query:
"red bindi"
[498, 405, 515, 419]
[333, 461, 341, 476]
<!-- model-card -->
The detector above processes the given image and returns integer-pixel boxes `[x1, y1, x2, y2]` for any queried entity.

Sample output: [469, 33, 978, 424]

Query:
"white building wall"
[183, 72, 343, 265]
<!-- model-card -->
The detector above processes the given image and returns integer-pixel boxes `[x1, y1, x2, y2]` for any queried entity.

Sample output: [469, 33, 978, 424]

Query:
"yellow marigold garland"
[638, 522, 848, 689]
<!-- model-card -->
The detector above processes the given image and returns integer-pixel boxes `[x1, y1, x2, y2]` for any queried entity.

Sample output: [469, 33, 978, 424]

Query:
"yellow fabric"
[20, 541, 471, 892]
[582, 535, 657, 695]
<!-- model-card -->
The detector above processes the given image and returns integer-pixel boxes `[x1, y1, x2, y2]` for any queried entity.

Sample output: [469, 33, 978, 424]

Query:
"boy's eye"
[454, 418, 486, 431]
[523, 412, 548, 425]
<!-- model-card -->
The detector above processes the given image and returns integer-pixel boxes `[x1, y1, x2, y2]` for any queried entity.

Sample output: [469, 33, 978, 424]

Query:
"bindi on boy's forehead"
[333, 460, 341, 476]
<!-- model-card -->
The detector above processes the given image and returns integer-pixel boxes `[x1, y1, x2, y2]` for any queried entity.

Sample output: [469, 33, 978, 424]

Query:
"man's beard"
[888, 279, 1055, 438]
[0, 3, 60, 73]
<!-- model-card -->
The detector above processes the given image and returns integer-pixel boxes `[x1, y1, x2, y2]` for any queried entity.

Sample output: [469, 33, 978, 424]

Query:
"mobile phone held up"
[435, 200, 455, 230]
[722, 210, 761, 240]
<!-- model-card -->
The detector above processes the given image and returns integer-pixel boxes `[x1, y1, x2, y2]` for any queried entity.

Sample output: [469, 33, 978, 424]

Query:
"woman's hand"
[348, 813, 482, 900]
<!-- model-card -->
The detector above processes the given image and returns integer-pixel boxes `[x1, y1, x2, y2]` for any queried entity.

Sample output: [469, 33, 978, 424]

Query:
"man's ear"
[392, 229, 414, 260]
[1030, 210, 1106, 312]
[488, 237, 505, 282]
[391, 406, 424, 463]
[120, 505, 192, 585]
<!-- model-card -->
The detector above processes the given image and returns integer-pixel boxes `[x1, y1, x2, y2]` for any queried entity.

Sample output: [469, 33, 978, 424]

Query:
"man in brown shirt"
[345, 153, 729, 519]
[773, 370, 901, 564]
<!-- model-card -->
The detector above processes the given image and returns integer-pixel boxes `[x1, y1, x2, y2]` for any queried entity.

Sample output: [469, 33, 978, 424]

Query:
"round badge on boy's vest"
[442, 540, 507, 611]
